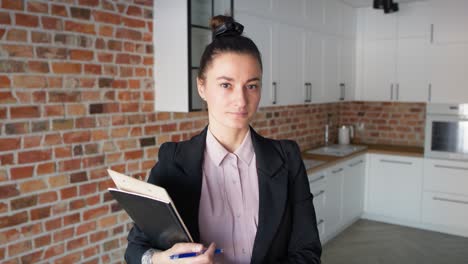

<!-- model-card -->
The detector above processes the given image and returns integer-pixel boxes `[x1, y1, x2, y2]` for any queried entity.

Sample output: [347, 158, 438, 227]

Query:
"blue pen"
[169, 248, 223, 259]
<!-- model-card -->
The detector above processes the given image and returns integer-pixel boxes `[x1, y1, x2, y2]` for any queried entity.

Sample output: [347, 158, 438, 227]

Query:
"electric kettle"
[338, 125, 354, 145]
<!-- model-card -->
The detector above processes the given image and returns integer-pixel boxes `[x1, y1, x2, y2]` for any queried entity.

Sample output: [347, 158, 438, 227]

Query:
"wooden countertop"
[302, 144, 424, 174]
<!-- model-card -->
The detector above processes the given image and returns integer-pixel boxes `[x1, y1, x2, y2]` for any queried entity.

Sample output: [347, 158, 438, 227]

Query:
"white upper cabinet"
[274, 23, 304, 105]
[273, 0, 305, 24]
[324, 0, 343, 35]
[429, 0, 468, 44]
[234, 0, 273, 16]
[237, 13, 275, 107]
[397, 1, 430, 39]
[340, 38, 356, 101]
[323, 36, 341, 102]
[429, 43, 468, 103]
[305, 0, 325, 30]
[364, 7, 397, 40]
[303, 31, 324, 103]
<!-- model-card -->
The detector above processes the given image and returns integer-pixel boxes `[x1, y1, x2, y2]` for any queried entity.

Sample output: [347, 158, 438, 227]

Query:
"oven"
[425, 104, 468, 161]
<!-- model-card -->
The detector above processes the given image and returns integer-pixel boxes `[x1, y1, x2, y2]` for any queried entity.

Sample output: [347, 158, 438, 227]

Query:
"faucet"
[324, 113, 332, 146]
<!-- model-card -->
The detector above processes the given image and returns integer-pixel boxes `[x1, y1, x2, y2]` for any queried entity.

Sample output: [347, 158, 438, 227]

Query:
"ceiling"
[341, 0, 428, 8]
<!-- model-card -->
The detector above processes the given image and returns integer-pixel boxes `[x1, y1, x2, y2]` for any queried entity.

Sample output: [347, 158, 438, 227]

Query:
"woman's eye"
[247, 84, 258, 90]
[220, 83, 231, 89]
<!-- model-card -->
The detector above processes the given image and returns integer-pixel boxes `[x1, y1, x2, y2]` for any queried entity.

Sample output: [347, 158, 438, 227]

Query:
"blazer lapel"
[250, 128, 288, 263]
[172, 127, 208, 242]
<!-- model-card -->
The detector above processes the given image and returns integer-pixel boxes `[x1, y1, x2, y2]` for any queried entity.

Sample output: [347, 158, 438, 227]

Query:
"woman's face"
[197, 52, 262, 130]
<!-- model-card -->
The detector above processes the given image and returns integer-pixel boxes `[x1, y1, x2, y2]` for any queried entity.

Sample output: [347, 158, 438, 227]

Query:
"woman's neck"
[208, 124, 249, 153]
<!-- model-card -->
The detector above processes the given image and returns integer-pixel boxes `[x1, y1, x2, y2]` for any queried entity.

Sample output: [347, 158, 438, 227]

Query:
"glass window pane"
[214, 0, 232, 16]
[191, 0, 212, 27]
[191, 28, 211, 67]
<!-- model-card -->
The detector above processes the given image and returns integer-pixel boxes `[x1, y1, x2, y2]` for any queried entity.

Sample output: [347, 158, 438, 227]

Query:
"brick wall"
[0, 0, 426, 263]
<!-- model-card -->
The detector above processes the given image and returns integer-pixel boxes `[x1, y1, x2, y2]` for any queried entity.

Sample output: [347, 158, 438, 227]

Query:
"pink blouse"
[198, 129, 259, 264]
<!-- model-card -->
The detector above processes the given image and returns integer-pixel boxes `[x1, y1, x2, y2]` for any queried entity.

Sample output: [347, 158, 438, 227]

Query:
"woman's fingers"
[170, 242, 204, 254]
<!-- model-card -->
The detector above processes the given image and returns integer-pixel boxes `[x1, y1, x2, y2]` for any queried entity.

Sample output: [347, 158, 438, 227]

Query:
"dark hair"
[197, 15, 263, 80]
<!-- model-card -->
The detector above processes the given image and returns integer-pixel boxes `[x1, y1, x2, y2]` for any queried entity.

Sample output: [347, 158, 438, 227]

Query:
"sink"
[306, 144, 367, 157]
[303, 159, 326, 170]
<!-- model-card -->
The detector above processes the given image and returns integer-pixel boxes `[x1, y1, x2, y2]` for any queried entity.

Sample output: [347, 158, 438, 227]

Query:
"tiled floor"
[321, 219, 468, 264]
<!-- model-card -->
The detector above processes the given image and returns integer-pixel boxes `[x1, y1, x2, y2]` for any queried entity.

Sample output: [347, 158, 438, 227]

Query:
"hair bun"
[210, 15, 244, 39]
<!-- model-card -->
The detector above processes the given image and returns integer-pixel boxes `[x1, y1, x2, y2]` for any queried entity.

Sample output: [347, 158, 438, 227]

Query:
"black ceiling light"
[374, 0, 399, 14]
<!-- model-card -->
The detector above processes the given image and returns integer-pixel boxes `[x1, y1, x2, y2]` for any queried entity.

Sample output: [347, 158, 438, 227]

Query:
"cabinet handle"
[434, 164, 468, 171]
[309, 175, 325, 184]
[317, 219, 324, 225]
[396, 83, 400, 100]
[433, 196, 468, 205]
[428, 83, 432, 102]
[340, 83, 345, 101]
[304, 82, 311, 103]
[308, 83, 312, 102]
[332, 168, 343, 174]
[349, 160, 364, 167]
[430, 24, 434, 44]
[390, 83, 394, 100]
[272, 82, 277, 104]
[312, 190, 325, 198]
[380, 159, 413, 165]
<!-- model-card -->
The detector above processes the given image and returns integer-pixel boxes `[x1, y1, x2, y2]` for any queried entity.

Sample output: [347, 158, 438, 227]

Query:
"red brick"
[0, 137, 20, 151]
[83, 205, 108, 220]
[116, 28, 142, 41]
[0, 211, 27, 228]
[127, 5, 142, 16]
[10, 105, 40, 119]
[0, 12, 11, 24]
[54, 146, 72, 159]
[84, 64, 102, 74]
[53, 227, 74, 242]
[13, 75, 47, 88]
[60, 186, 78, 200]
[15, 13, 39, 27]
[44, 243, 65, 259]
[38, 191, 58, 204]
[6, 29, 27, 41]
[0, 153, 14, 166]
[79, 0, 99, 6]
[58, 158, 81, 172]
[70, 49, 94, 61]
[42, 16, 63, 30]
[63, 131, 91, 144]
[11, 194, 38, 210]
[0, 75, 10, 88]
[1, 44, 34, 58]
[8, 240, 32, 257]
[93, 10, 120, 24]
[49, 91, 80, 103]
[18, 149, 52, 164]
[55, 251, 81, 264]
[97, 52, 113, 63]
[10, 166, 34, 180]
[5, 122, 29, 135]
[19, 179, 47, 193]
[51, 62, 82, 74]
[65, 20, 95, 34]
[123, 17, 146, 28]
[28, 61, 50, 73]
[99, 25, 113, 37]
[2, 0, 24, 10]
[36, 47, 67, 59]
[37, 162, 56, 175]
[51, 4, 68, 16]
[28, 1, 49, 13]
[67, 104, 86, 116]
[63, 213, 80, 226]
[34, 234, 51, 248]
[67, 236, 88, 251]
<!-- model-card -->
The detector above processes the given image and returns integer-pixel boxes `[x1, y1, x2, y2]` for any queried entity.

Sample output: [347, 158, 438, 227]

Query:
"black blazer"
[125, 127, 322, 264]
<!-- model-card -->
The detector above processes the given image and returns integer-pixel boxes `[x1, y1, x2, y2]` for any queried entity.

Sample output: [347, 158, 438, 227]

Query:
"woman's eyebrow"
[216, 76, 234, 81]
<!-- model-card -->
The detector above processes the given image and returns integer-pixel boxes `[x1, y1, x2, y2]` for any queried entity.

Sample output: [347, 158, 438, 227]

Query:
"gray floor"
[321, 219, 468, 264]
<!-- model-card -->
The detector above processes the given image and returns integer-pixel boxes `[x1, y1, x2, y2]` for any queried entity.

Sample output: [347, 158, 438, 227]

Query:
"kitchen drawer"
[308, 170, 326, 187]
[316, 218, 325, 241]
[422, 191, 468, 230]
[310, 183, 325, 223]
[424, 159, 468, 196]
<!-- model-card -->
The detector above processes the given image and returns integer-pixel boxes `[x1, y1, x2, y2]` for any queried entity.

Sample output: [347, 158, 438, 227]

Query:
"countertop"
[302, 143, 424, 174]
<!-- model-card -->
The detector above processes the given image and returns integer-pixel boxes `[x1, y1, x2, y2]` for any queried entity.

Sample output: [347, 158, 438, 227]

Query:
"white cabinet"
[343, 156, 365, 222]
[367, 154, 423, 223]
[423, 159, 468, 196]
[303, 31, 324, 103]
[429, 43, 468, 103]
[340, 38, 356, 101]
[429, 0, 468, 45]
[236, 13, 275, 107]
[323, 36, 341, 102]
[234, 0, 273, 17]
[305, 0, 325, 30]
[324, 0, 342, 36]
[324, 164, 344, 239]
[308, 170, 326, 240]
[342, 3, 357, 38]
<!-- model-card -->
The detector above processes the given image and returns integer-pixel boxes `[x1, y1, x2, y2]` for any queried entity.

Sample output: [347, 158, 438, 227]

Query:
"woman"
[125, 15, 322, 264]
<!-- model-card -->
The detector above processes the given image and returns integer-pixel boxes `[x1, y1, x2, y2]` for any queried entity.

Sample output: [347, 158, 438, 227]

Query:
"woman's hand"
[152, 242, 216, 264]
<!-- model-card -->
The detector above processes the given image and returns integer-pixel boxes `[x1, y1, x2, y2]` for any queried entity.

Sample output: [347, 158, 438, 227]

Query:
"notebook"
[107, 169, 193, 250]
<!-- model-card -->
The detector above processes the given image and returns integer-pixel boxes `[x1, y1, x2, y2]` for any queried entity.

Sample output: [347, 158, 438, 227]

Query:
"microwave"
[425, 104, 468, 161]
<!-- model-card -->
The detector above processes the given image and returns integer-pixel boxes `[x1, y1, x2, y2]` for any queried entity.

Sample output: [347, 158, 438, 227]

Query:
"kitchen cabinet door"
[303, 31, 324, 103]
[341, 3, 356, 38]
[430, 0, 468, 45]
[397, 1, 430, 39]
[324, 0, 342, 36]
[237, 13, 274, 107]
[274, 23, 303, 105]
[272, 0, 305, 24]
[367, 154, 423, 223]
[323, 35, 341, 102]
[342, 156, 365, 222]
[429, 43, 468, 103]
[340, 38, 356, 101]
[324, 164, 344, 239]
[362, 39, 396, 101]
[396, 38, 429, 102]
[363, 7, 397, 41]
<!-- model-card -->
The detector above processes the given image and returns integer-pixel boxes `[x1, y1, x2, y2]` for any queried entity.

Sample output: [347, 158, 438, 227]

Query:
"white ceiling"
[341, 0, 427, 8]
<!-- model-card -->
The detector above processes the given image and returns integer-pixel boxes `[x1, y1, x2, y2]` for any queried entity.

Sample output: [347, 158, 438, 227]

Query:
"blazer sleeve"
[279, 140, 322, 264]
[124, 142, 174, 264]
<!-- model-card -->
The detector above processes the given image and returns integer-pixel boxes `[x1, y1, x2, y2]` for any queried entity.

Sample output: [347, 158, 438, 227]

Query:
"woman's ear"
[197, 77, 206, 101]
